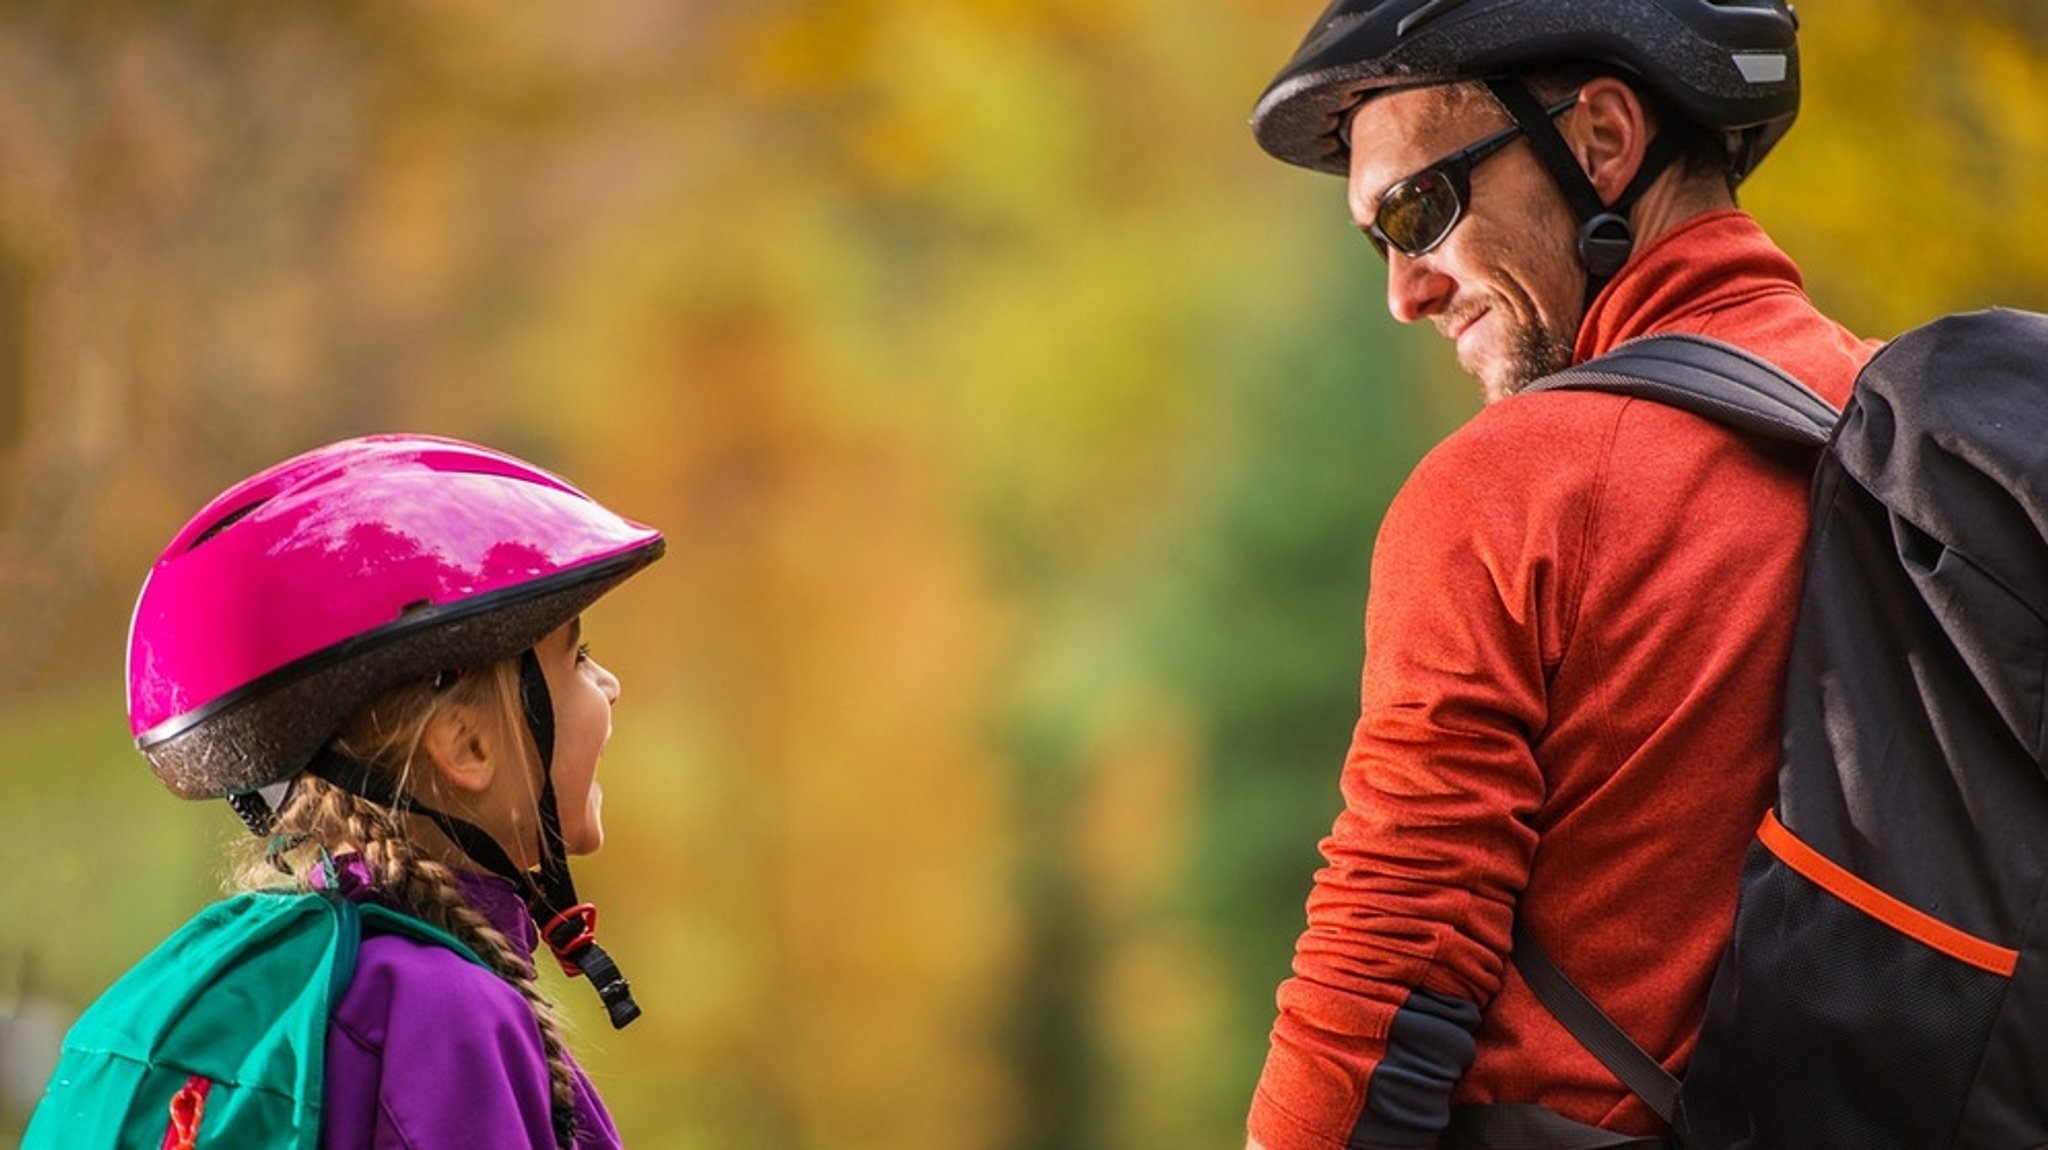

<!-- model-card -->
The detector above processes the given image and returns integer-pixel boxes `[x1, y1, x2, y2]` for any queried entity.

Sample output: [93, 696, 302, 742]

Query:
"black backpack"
[1453, 310, 2048, 1149]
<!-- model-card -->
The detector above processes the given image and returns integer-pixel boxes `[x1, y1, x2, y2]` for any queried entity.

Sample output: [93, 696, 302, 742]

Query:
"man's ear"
[1569, 75, 1652, 205]
[417, 703, 499, 794]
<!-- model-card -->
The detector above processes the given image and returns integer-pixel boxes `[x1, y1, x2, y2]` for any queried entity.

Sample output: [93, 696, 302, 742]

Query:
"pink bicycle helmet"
[129, 433, 664, 1033]
[128, 433, 664, 801]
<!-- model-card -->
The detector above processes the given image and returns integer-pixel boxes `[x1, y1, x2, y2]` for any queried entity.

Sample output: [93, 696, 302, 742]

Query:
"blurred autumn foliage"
[3, 2, 2047, 1147]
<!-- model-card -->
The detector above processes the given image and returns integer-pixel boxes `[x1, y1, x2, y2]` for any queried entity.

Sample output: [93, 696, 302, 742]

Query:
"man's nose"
[1386, 252, 1452, 324]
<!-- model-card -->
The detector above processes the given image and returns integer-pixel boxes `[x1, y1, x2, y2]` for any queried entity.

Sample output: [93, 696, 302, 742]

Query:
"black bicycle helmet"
[1251, 0, 1800, 184]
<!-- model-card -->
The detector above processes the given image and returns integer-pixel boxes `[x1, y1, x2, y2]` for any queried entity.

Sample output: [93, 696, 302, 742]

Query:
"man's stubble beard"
[1467, 237, 1582, 404]
[1502, 315, 1575, 396]
[1477, 312, 1575, 404]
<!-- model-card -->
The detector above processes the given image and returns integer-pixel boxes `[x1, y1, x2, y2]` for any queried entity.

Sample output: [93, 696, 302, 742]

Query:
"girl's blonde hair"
[231, 659, 578, 1147]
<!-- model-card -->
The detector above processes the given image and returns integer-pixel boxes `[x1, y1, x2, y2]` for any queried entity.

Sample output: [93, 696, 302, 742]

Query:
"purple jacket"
[321, 869, 623, 1148]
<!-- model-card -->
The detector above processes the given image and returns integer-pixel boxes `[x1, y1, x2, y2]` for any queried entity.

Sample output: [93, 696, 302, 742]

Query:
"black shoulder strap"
[1512, 925, 1680, 1122]
[1495, 332, 1833, 1134]
[1525, 332, 1840, 447]
[1439, 929, 1681, 1146]
[1442, 1101, 1672, 1149]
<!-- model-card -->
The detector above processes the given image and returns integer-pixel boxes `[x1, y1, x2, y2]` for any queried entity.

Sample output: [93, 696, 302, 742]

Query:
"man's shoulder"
[1399, 379, 1761, 525]
[1422, 387, 1633, 473]
[1384, 391, 1633, 535]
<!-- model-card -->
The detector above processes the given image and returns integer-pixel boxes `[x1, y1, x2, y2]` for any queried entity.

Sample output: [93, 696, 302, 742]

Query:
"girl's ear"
[417, 702, 499, 794]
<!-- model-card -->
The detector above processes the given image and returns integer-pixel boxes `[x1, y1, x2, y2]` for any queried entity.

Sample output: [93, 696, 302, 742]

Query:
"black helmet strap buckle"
[1577, 213, 1636, 281]
[1484, 76, 1683, 302]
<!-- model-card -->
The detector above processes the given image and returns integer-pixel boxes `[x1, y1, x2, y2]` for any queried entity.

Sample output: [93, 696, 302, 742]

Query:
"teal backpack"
[23, 889, 483, 1148]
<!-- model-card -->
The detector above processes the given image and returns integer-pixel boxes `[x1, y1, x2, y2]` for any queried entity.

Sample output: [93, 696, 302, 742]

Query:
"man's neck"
[1627, 168, 1739, 253]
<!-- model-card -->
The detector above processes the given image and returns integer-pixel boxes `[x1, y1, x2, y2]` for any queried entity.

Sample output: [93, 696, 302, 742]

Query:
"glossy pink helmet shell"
[127, 434, 663, 799]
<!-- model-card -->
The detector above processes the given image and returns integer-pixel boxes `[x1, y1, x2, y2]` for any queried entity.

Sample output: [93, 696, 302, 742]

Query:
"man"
[1241, 3, 1879, 1148]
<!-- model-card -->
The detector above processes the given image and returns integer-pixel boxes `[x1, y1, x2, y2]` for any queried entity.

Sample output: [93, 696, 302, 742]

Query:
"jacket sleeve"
[1248, 408, 1595, 1150]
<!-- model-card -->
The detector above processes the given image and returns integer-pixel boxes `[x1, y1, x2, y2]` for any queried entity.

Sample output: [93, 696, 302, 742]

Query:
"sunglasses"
[1360, 92, 1579, 261]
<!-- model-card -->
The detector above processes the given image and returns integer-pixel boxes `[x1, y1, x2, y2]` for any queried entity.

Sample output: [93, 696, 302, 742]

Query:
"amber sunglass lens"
[1377, 171, 1459, 257]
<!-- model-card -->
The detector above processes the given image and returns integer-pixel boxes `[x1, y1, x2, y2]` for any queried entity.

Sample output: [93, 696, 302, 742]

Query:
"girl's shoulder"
[324, 933, 563, 1146]
[331, 930, 539, 1051]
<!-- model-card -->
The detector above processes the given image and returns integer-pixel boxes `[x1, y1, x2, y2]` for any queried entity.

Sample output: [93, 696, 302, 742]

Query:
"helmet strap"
[299, 649, 642, 1030]
[1484, 76, 1683, 306]
[511, 649, 644, 1028]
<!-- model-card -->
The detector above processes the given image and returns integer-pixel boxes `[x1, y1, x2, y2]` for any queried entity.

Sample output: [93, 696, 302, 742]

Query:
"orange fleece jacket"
[1248, 212, 1879, 1150]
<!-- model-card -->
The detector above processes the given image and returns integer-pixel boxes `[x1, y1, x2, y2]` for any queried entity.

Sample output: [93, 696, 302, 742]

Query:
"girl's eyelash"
[576, 642, 593, 663]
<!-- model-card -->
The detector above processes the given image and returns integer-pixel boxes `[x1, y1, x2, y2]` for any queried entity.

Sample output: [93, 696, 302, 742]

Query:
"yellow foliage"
[1749, 2, 2048, 334]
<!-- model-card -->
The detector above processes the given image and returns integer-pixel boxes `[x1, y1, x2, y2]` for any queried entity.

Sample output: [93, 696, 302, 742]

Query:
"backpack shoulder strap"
[1512, 925, 1680, 1122]
[1525, 332, 1840, 447]
[358, 901, 490, 969]
[1441, 930, 1682, 1148]
[1496, 331, 1836, 1134]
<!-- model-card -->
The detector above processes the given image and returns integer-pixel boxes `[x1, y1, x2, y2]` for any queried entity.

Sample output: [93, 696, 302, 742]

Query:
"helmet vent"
[185, 500, 267, 552]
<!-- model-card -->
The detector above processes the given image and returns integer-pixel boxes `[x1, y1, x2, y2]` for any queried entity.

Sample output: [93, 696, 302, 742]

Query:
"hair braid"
[350, 790, 580, 1144]
[233, 697, 582, 1146]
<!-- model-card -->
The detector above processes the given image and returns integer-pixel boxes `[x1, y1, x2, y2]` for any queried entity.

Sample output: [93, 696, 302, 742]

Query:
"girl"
[41, 434, 661, 1147]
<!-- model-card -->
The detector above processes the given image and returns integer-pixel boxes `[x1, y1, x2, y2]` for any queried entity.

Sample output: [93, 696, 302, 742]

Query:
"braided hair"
[231, 660, 580, 1147]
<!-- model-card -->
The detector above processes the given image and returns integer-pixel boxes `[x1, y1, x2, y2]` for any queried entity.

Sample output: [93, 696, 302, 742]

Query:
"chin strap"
[1485, 75, 1685, 307]
[277, 649, 641, 1031]
[510, 649, 643, 1030]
